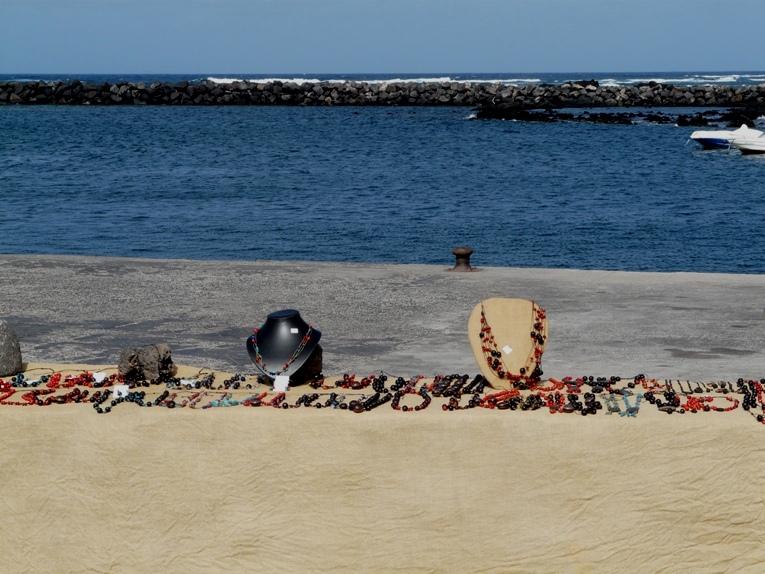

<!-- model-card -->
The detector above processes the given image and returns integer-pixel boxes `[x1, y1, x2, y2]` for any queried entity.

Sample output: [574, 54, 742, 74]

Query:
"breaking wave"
[205, 76, 542, 85]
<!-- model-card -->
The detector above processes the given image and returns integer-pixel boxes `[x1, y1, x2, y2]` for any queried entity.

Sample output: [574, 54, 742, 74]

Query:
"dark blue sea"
[2, 72, 765, 273]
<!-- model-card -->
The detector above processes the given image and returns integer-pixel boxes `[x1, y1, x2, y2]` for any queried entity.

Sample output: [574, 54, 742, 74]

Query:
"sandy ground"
[0, 254, 763, 379]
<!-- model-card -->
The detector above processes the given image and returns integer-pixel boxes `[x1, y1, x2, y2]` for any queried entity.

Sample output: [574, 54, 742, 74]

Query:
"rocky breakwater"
[1, 79, 765, 108]
[0, 79, 481, 106]
[476, 80, 765, 118]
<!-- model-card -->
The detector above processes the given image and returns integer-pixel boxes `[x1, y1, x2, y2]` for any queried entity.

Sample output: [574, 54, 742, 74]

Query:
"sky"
[2, 0, 764, 74]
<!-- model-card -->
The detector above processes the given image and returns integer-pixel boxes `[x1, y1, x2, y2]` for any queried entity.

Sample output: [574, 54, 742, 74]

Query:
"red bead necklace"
[337, 374, 373, 390]
[479, 302, 546, 382]
[480, 388, 520, 409]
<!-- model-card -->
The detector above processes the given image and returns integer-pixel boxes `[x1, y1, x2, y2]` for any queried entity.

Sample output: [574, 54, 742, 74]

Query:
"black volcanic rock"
[720, 106, 765, 127]
[676, 113, 709, 127]
[0, 320, 22, 377]
[0, 79, 764, 109]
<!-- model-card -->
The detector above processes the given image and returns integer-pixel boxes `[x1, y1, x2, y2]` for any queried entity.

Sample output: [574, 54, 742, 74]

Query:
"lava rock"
[581, 112, 633, 125]
[0, 79, 764, 109]
[644, 113, 674, 124]
[0, 320, 22, 376]
[720, 106, 765, 127]
[118, 343, 177, 382]
[475, 105, 560, 121]
[676, 113, 709, 127]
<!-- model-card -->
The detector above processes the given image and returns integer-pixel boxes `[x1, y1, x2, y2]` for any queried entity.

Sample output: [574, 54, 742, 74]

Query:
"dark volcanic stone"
[643, 113, 674, 124]
[581, 112, 633, 125]
[720, 107, 765, 127]
[475, 105, 556, 121]
[1, 80, 763, 109]
[676, 113, 709, 127]
[0, 320, 22, 376]
[118, 343, 176, 382]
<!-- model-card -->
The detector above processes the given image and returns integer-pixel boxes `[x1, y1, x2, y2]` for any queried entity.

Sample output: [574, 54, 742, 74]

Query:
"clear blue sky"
[2, 0, 764, 74]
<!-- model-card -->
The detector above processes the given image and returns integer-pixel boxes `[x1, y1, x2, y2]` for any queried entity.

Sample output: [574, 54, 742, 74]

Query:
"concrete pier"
[0, 255, 762, 379]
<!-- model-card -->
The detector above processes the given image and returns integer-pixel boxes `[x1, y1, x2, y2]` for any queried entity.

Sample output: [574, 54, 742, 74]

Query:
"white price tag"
[93, 372, 107, 383]
[112, 384, 130, 399]
[502, 345, 513, 355]
[290, 328, 299, 334]
[179, 379, 196, 387]
[273, 375, 290, 392]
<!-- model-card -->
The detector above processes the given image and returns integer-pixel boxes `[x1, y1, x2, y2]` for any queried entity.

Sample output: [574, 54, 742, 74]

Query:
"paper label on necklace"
[112, 384, 130, 399]
[179, 379, 196, 387]
[93, 372, 107, 383]
[502, 345, 513, 355]
[273, 375, 290, 392]
[290, 328, 299, 334]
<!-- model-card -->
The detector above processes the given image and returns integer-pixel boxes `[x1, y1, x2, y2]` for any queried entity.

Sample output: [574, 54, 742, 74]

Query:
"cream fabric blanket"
[0, 364, 763, 573]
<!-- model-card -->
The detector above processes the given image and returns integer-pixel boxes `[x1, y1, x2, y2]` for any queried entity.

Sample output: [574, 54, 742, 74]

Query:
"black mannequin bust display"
[290, 344, 323, 385]
[246, 309, 322, 384]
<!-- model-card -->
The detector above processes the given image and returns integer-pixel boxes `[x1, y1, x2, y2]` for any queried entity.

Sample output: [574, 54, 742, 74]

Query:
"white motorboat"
[690, 124, 763, 150]
[731, 133, 765, 154]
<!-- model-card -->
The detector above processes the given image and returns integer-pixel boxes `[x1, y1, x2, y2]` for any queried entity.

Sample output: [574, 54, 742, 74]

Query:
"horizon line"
[3, 69, 765, 76]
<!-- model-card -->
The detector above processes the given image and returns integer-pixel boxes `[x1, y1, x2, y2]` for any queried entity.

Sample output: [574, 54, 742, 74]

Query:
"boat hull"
[692, 138, 731, 150]
[732, 136, 765, 155]
[738, 146, 765, 155]
[690, 125, 764, 150]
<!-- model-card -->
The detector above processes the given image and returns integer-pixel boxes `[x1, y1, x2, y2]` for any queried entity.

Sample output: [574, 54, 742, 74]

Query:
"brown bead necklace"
[479, 302, 547, 382]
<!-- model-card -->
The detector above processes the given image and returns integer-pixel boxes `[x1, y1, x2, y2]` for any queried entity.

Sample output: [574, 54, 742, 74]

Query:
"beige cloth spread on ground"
[1, 364, 764, 573]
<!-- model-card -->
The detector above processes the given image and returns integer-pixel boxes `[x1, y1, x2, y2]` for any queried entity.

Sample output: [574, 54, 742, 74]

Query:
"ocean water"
[1, 94, 765, 273]
[3, 71, 765, 86]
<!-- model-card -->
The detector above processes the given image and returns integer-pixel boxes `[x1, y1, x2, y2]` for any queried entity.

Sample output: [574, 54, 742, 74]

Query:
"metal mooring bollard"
[450, 246, 475, 272]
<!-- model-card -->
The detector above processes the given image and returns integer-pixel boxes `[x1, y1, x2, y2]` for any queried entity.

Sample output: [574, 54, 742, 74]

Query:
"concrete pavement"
[0, 255, 763, 380]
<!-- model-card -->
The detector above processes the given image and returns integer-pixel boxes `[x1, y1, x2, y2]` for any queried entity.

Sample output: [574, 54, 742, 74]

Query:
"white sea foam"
[617, 74, 755, 85]
[203, 74, 763, 87]
[700, 75, 740, 82]
[207, 77, 324, 85]
[465, 78, 541, 84]
[699, 73, 765, 81]
[368, 76, 453, 84]
[624, 77, 699, 84]
[205, 76, 541, 85]
[568, 77, 675, 86]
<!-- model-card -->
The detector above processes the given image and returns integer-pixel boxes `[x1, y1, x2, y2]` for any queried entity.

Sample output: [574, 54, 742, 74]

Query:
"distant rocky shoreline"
[1, 79, 765, 110]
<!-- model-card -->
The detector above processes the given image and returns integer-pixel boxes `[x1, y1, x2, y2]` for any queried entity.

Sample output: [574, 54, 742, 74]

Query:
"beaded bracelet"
[391, 387, 431, 412]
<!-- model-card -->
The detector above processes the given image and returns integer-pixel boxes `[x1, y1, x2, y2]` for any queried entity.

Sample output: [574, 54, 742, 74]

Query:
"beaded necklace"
[251, 326, 314, 378]
[391, 386, 431, 412]
[202, 393, 240, 409]
[681, 395, 739, 413]
[603, 394, 622, 415]
[478, 302, 546, 382]
[7, 368, 765, 424]
[644, 388, 681, 414]
[619, 393, 642, 417]
[738, 379, 765, 423]
[337, 373, 373, 390]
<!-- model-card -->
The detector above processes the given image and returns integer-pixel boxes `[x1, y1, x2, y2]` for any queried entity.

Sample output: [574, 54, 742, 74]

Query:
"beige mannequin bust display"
[468, 298, 548, 389]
